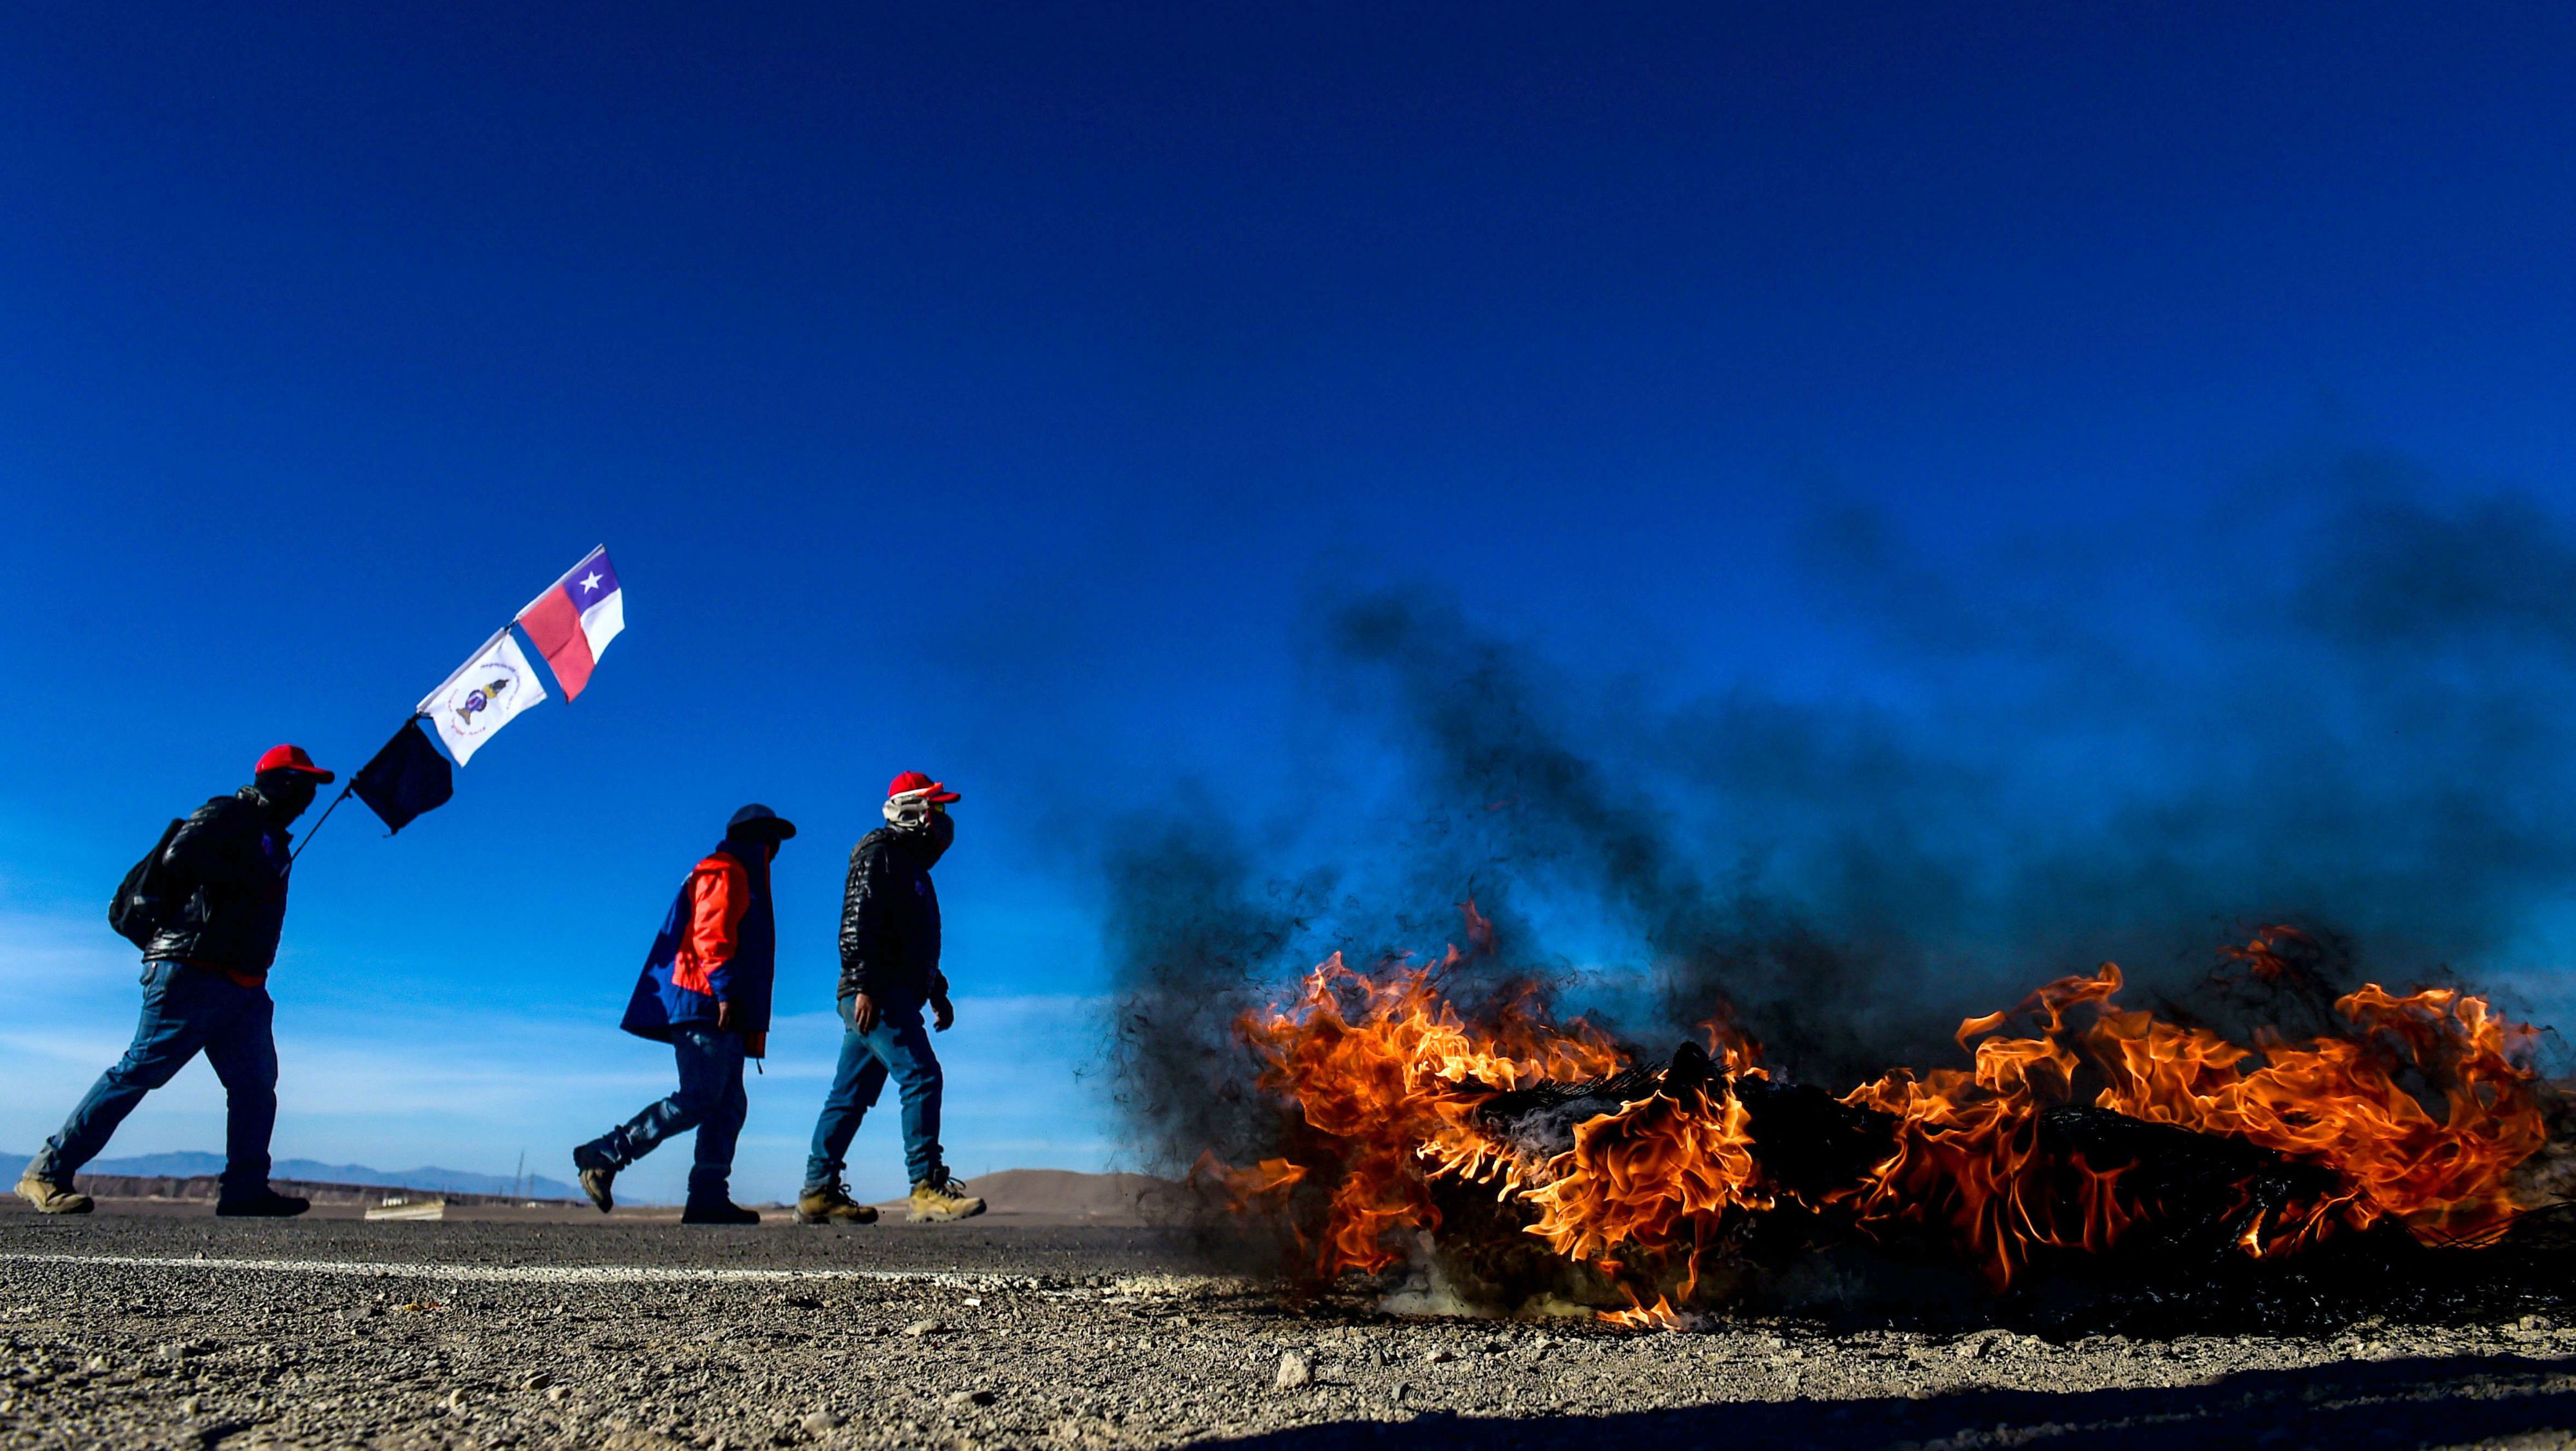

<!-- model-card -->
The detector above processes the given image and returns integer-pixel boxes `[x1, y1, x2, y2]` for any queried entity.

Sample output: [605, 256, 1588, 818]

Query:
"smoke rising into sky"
[8, 6, 2573, 1195]
[1107, 457, 2576, 1174]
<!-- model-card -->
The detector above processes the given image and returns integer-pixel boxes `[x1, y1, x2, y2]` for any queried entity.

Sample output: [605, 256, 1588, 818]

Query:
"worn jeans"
[804, 994, 944, 1190]
[34, 962, 278, 1197]
[578, 1025, 748, 1206]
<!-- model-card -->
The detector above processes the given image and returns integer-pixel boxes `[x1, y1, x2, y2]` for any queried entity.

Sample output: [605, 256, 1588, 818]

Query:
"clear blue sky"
[4, 4, 2574, 1200]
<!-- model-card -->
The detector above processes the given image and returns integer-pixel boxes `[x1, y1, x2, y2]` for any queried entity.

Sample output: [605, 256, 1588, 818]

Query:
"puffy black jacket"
[837, 827, 943, 1004]
[144, 788, 294, 974]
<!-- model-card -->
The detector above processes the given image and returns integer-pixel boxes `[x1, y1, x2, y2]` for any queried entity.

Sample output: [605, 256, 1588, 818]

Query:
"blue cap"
[726, 803, 796, 840]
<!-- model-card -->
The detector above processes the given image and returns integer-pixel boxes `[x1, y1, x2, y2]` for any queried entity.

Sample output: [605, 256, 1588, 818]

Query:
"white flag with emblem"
[418, 627, 548, 766]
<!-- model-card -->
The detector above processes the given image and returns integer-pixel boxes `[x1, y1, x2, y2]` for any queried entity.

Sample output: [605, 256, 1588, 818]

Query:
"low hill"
[1, 1151, 579, 1201]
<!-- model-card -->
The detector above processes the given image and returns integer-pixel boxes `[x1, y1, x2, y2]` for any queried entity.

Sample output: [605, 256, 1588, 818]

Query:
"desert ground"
[3, 1186, 2574, 1451]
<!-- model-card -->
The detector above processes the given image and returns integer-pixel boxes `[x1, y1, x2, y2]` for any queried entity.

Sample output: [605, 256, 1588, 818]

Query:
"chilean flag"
[517, 545, 625, 700]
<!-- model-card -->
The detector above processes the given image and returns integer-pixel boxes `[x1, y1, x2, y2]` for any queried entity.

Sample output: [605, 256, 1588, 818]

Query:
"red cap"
[254, 744, 335, 784]
[886, 771, 960, 804]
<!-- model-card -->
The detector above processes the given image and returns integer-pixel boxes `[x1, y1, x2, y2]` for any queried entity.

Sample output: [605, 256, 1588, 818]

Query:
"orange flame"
[1220, 923, 2552, 1304]
[1520, 1081, 1769, 1264]
[1226, 949, 1624, 1274]
[1846, 944, 2548, 1280]
[2086, 976, 2544, 1244]
[1598, 1293, 1694, 1331]
[1190, 1151, 1309, 1213]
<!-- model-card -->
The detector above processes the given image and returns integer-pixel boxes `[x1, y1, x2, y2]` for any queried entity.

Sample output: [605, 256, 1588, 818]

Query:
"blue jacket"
[621, 837, 775, 1052]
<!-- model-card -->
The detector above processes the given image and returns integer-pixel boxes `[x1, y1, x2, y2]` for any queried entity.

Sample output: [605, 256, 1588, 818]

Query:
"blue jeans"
[35, 962, 278, 1198]
[578, 1026, 748, 1206]
[804, 994, 944, 1190]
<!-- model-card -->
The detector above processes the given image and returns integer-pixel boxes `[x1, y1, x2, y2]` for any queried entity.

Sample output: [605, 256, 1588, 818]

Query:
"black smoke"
[1103, 456, 2576, 1202]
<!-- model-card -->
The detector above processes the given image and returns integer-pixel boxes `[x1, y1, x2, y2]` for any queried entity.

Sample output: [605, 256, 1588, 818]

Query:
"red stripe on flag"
[516, 587, 596, 699]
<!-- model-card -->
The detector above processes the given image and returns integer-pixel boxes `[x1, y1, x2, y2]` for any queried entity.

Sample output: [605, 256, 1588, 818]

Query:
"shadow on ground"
[1205, 1353, 2576, 1450]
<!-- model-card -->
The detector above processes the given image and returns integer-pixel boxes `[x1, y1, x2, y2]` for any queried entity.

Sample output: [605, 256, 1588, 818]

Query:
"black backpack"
[109, 818, 187, 949]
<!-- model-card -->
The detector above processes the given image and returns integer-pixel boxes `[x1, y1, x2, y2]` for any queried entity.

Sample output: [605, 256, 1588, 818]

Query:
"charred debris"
[1190, 924, 2575, 1338]
[1454, 1043, 2576, 1336]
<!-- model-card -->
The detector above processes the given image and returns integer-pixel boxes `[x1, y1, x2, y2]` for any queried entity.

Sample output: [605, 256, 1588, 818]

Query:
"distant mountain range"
[3, 1151, 579, 1200]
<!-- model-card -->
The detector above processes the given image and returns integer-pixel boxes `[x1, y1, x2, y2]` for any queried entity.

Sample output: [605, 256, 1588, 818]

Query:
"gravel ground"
[5, 1204, 2575, 1450]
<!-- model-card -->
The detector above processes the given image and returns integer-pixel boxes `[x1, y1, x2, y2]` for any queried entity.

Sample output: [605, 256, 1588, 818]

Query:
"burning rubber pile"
[1195, 916, 2568, 1329]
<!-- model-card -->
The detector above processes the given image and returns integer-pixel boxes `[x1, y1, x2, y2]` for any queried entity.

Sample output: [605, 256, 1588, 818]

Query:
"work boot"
[572, 1144, 616, 1213]
[681, 1200, 762, 1226]
[15, 1169, 92, 1215]
[214, 1188, 310, 1218]
[795, 1181, 879, 1225]
[907, 1173, 986, 1223]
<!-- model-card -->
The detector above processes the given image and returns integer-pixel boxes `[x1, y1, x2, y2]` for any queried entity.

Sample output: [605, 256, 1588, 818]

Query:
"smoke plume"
[1104, 457, 2576, 1207]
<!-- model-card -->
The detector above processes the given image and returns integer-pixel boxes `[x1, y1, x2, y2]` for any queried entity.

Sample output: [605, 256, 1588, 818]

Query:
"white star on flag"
[515, 545, 625, 700]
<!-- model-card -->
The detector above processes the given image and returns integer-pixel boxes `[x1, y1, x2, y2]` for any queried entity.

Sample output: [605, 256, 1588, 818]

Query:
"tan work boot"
[795, 1181, 880, 1225]
[907, 1173, 986, 1223]
[578, 1164, 616, 1214]
[17, 1170, 93, 1215]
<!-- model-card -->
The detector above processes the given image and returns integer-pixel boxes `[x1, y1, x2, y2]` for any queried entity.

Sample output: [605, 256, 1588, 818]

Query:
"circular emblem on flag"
[446, 661, 526, 742]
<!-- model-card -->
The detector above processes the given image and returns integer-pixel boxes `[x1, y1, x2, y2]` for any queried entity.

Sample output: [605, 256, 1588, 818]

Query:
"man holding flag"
[14, 546, 632, 1219]
[17, 746, 336, 1217]
[15, 545, 636, 1219]
[573, 804, 793, 1224]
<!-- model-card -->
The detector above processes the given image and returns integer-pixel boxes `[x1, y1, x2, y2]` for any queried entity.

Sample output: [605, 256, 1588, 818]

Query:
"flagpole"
[315, 582, 574, 866]
[289, 784, 354, 869]
[331, 579, 580, 859]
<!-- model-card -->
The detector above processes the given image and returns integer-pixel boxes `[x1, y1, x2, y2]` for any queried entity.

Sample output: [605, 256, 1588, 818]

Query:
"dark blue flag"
[351, 718, 455, 834]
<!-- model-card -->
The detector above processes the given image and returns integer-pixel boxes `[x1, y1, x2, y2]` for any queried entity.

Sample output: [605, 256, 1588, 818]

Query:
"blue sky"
[4, 4, 2575, 1201]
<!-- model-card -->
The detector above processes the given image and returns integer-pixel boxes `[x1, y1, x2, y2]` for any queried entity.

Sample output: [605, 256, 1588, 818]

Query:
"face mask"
[884, 792, 942, 828]
[256, 772, 319, 824]
[920, 810, 955, 866]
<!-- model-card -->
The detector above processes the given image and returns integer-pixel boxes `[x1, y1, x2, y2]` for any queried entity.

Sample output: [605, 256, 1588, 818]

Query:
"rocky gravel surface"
[4, 1207, 2575, 1450]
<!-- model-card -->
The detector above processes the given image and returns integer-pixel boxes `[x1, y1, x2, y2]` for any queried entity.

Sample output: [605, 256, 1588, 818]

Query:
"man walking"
[573, 804, 793, 1225]
[797, 772, 985, 1224]
[17, 745, 336, 1217]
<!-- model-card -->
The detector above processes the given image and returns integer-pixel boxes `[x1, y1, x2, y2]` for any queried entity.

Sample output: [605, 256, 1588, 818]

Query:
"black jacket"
[837, 827, 943, 1004]
[144, 788, 294, 974]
